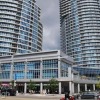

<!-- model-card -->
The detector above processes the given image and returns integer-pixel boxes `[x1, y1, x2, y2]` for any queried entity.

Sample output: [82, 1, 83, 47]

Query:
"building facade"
[73, 66, 100, 79]
[59, 0, 100, 68]
[0, 50, 98, 94]
[0, 0, 43, 56]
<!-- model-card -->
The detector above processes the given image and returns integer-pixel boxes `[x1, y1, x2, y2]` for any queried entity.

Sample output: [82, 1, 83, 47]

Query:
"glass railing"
[80, 76, 99, 81]
[73, 75, 99, 81]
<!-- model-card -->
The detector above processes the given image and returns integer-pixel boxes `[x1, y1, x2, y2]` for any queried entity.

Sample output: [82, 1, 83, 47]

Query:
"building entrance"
[17, 83, 24, 93]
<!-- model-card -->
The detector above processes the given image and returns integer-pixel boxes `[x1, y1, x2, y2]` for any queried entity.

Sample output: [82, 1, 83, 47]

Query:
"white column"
[24, 83, 27, 94]
[72, 82, 74, 94]
[85, 84, 87, 91]
[24, 59, 27, 79]
[14, 80, 16, 87]
[59, 82, 61, 94]
[93, 84, 95, 91]
[68, 67, 72, 79]
[10, 64, 13, 80]
[10, 54, 14, 80]
[69, 81, 72, 95]
[58, 57, 61, 78]
[40, 82, 43, 94]
[78, 84, 80, 93]
[40, 58, 43, 79]
[10, 55, 14, 80]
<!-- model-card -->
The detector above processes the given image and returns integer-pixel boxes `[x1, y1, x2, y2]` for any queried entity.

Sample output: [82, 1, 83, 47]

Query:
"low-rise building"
[0, 50, 98, 94]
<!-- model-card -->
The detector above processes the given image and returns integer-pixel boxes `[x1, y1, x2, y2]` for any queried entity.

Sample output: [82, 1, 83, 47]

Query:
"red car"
[60, 96, 75, 100]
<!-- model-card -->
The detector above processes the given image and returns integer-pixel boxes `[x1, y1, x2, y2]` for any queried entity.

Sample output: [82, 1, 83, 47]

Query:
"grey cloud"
[36, 0, 60, 51]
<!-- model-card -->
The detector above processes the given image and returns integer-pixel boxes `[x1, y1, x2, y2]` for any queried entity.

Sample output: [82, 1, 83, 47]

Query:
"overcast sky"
[36, 0, 60, 51]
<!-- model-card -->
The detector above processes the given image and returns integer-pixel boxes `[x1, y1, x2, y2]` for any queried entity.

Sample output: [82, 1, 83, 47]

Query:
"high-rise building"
[0, 0, 43, 56]
[59, 0, 100, 67]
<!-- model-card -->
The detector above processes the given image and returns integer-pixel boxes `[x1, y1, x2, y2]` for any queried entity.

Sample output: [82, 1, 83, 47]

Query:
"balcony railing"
[73, 75, 99, 81]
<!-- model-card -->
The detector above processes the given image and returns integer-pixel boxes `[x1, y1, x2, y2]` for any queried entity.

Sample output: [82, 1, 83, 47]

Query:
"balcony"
[73, 75, 99, 84]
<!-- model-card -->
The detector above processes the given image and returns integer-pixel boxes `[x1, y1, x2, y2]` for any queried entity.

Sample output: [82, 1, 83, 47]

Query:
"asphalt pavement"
[0, 96, 60, 100]
[0, 96, 98, 100]
[0, 94, 98, 100]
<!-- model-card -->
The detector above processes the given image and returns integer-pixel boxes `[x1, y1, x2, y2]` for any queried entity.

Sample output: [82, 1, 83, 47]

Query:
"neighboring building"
[0, 50, 98, 94]
[73, 66, 100, 78]
[59, 0, 100, 68]
[0, 0, 43, 56]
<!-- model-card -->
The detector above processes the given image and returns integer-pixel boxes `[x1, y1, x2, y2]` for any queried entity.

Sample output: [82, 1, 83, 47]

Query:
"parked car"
[60, 95, 76, 100]
[1, 87, 16, 96]
[0, 85, 16, 96]
[81, 91, 99, 99]
[97, 95, 100, 100]
[73, 93, 80, 99]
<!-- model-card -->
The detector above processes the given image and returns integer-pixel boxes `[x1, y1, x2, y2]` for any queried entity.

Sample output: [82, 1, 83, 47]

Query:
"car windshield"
[83, 92, 95, 95]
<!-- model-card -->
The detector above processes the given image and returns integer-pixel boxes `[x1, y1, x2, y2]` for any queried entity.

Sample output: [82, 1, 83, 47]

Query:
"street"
[0, 96, 98, 100]
[0, 96, 60, 100]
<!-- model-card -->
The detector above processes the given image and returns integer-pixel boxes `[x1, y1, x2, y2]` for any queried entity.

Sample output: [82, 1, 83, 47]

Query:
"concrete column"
[68, 67, 71, 78]
[0, 63, 2, 79]
[40, 82, 43, 94]
[10, 55, 14, 80]
[58, 57, 61, 78]
[93, 84, 95, 91]
[14, 80, 16, 87]
[24, 83, 27, 94]
[40, 58, 43, 79]
[72, 82, 74, 94]
[78, 84, 80, 93]
[85, 84, 87, 91]
[68, 67, 73, 82]
[72, 73, 74, 81]
[59, 82, 61, 94]
[69, 81, 72, 95]
[10, 64, 13, 80]
[24, 60, 27, 79]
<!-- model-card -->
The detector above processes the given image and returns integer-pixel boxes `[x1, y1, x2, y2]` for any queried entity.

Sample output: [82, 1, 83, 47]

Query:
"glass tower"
[59, 0, 100, 67]
[0, 0, 43, 56]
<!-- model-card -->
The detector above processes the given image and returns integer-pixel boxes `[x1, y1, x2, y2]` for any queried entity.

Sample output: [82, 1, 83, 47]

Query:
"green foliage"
[28, 80, 36, 91]
[0, 82, 2, 86]
[11, 80, 14, 88]
[44, 84, 49, 90]
[47, 78, 58, 93]
[0, 82, 2, 89]
[96, 81, 100, 89]
[97, 76, 100, 80]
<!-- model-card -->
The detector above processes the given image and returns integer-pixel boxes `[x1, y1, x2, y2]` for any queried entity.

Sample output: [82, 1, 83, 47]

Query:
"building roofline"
[0, 50, 74, 64]
[0, 50, 59, 57]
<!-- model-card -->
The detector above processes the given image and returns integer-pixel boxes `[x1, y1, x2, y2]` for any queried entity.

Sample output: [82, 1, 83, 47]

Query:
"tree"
[97, 76, 100, 80]
[10, 80, 14, 88]
[28, 80, 36, 94]
[47, 78, 58, 94]
[96, 81, 100, 90]
[0, 82, 2, 89]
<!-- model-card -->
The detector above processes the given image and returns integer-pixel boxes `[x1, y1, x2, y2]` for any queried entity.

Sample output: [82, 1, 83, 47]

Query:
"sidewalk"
[0, 96, 59, 100]
[16, 93, 64, 99]
[17, 93, 64, 97]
